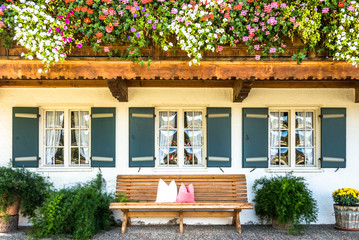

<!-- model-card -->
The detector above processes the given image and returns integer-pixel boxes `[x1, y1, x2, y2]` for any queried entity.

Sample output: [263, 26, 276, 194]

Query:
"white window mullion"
[64, 110, 69, 168]
[290, 111, 295, 167]
[178, 110, 184, 168]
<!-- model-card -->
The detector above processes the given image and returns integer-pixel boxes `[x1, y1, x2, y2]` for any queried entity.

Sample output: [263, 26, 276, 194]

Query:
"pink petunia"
[255, 55, 261, 60]
[104, 47, 110, 52]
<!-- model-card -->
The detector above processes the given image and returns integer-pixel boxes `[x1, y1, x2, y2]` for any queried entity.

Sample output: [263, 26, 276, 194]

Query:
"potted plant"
[252, 174, 318, 234]
[332, 188, 359, 231]
[0, 167, 51, 232]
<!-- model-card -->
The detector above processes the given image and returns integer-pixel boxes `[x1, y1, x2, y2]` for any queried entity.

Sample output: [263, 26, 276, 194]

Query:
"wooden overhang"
[0, 59, 359, 102]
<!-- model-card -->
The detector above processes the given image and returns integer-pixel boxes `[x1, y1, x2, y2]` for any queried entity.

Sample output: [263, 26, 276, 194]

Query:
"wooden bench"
[109, 174, 253, 234]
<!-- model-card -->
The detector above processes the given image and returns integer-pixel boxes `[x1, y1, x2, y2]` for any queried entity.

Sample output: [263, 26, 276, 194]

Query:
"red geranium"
[99, 15, 106, 20]
[84, 18, 91, 23]
[86, 0, 93, 5]
[338, 0, 345, 7]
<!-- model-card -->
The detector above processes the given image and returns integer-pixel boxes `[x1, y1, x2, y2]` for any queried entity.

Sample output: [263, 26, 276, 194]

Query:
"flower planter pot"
[272, 218, 292, 230]
[0, 199, 20, 233]
[334, 204, 359, 231]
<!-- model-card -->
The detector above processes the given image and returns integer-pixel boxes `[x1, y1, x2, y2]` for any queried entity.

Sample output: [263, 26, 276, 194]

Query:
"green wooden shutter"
[243, 108, 268, 168]
[91, 107, 116, 167]
[12, 107, 39, 167]
[321, 108, 346, 168]
[207, 108, 231, 167]
[129, 108, 155, 167]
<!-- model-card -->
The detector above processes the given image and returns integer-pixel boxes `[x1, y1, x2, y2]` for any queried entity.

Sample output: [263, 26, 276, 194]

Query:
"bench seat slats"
[110, 174, 253, 234]
[110, 202, 253, 209]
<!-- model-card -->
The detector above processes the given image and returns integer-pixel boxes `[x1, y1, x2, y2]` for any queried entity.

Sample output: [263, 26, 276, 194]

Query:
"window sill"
[37, 167, 94, 172]
[265, 168, 323, 173]
[154, 167, 208, 172]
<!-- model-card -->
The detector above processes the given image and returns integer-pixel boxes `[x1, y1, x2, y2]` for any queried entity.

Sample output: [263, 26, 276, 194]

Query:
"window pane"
[160, 130, 177, 147]
[80, 111, 89, 128]
[280, 112, 288, 129]
[159, 148, 168, 165]
[80, 130, 89, 146]
[55, 111, 64, 128]
[296, 148, 305, 165]
[159, 112, 168, 129]
[71, 147, 79, 164]
[193, 112, 202, 128]
[305, 148, 314, 166]
[280, 130, 288, 147]
[270, 112, 279, 129]
[159, 111, 177, 129]
[80, 147, 90, 164]
[46, 130, 64, 146]
[71, 111, 79, 128]
[193, 148, 202, 166]
[168, 148, 177, 165]
[46, 111, 54, 128]
[295, 112, 305, 129]
[47, 147, 64, 165]
[270, 148, 279, 166]
[306, 112, 313, 129]
[295, 130, 305, 147]
[184, 130, 191, 146]
[71, 130, 79, 146]
[305, 130, 313, 147]
[192, 130, 202, 146]
[270, 131, 279, 147]
[168, 112, 177, 129]
[280, 148, 288, 166]
[184, 112, 193, 129]
[184, 148, 193, 165]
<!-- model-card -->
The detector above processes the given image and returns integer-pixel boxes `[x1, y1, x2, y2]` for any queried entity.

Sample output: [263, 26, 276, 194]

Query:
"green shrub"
[252, 174, 318, 233]
[29, 173, 114, 239]
[0, 167, 52, 219]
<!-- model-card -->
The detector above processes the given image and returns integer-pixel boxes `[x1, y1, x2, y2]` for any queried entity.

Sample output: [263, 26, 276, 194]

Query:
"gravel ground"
[0, 225, 358, 240]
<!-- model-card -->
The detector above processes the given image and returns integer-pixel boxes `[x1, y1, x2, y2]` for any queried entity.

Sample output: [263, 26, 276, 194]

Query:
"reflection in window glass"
[45, 111, 65, 166]
[270, 111, 289, 167]
[295, 111, 314, 166]
[159, 111, 178, 166]
[184, 111, 203, 166]
[70, 111, 90, 165]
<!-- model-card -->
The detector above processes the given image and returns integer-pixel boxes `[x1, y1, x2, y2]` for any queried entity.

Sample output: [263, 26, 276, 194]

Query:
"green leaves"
[252, 174, 318, 234]
[30, 173, 114, 239]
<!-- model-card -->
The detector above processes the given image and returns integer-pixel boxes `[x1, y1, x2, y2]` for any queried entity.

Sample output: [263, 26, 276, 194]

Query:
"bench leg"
[128, 217, 131, 227]
[235, 210, 242, 234]
[179, 210, 183, 234]
[122, 210, 128, 234]
[232, 210, 236, 226]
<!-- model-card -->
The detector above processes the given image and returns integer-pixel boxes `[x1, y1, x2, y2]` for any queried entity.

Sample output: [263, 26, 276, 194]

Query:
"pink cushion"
[176, 183, 195, 203]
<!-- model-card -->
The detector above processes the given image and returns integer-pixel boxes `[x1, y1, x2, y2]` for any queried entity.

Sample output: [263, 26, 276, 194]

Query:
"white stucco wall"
[0, 87, 358, 226]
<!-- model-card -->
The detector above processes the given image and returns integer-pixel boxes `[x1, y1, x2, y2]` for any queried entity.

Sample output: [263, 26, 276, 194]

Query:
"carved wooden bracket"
[355, 82, 359, 103]
[233, 79, 252, 102]
[107, 78, 128, 102]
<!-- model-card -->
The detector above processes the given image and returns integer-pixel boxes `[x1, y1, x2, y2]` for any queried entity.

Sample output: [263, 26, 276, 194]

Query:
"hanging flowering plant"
[326, 1, 359, 66]
[1, 0, 359, 72]
[167, 0, 231, 66]
[7, 0, 81, 73]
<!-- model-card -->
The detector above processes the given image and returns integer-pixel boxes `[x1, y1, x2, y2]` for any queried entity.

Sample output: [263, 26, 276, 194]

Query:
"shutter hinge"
[219, 167, 224, 173]
[38, 157, 41, 160]
[319, 115, 322, 118]
[38, 114, 41, 118]
[318, 157, 322, 162]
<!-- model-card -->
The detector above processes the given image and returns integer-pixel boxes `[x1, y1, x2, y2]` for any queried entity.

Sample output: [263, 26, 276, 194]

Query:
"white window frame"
[155, 107, 207, 168]
[268, 107, 320, 169]
[39, 107, 91, 168]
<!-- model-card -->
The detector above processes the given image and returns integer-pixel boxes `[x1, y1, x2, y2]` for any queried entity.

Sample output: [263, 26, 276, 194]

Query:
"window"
[269, 108, 318, 168]
[156, 108, 205, 167]
[42, 108, 90, 167]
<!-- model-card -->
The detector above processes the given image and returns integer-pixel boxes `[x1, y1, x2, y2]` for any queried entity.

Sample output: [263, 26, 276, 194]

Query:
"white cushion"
[155, 179, 177, 203]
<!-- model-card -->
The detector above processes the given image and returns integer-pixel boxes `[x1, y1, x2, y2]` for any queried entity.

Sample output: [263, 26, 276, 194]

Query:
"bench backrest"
[116, 174, 249, 203]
